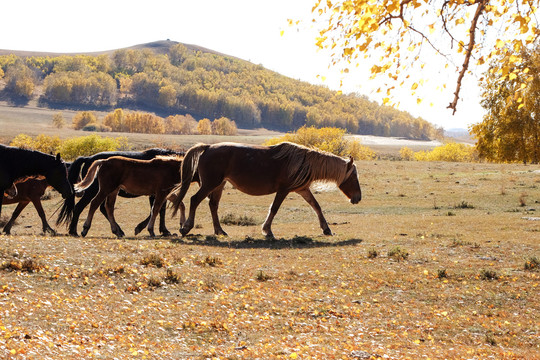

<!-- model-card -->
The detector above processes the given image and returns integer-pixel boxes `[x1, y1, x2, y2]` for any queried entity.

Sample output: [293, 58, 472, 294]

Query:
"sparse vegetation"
[479, 269, 499, 280]
[524, 256, 539, 271]
[140, 253, 166, 268]
[220, 213, 257, 226]
[0, 159, 537, 359]
[387, 246, 409, 261]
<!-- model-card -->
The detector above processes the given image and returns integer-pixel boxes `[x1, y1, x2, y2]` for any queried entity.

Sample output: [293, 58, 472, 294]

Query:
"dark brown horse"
[0, 145, 72, 219]
[57, 148, 182, 236]
[2, 177, 54, 235]
[74, 155, 186, 238]
[169, 142, 362, 238]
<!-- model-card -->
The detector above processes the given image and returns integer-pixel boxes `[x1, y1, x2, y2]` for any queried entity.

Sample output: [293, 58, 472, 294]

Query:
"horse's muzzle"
[350, 195, 361, 204]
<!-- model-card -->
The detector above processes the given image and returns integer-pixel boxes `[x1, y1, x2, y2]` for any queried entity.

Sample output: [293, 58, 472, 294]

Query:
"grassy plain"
[1, 158, 539, 359]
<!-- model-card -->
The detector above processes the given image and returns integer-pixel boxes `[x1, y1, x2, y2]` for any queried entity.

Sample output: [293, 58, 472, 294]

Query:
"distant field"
[0, 101, 444, 154]
[0, 160, 539, 359]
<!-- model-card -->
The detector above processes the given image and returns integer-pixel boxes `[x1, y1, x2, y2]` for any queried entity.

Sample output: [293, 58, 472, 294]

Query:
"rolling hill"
[0, 40, 443, 140]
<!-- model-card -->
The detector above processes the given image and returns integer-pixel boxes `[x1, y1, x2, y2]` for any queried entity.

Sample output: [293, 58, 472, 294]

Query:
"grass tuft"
[1, 258, 44, 273]
[454, 201, 475, 209]
[367, 249, 378, 259]
[524, 256, 539, 271]
[140, 253, 166, 268]
[256, 270, 272, 282]
[220, 213, 257, 226]
[479, 269, 499, 281]
[387, 247, 409, 261]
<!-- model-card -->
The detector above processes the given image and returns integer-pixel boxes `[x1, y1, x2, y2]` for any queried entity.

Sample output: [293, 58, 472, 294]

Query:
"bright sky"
[0, 0, 484, 130]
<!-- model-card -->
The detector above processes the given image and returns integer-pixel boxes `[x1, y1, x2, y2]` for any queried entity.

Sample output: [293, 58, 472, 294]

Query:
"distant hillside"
[0, 40, 443, 140]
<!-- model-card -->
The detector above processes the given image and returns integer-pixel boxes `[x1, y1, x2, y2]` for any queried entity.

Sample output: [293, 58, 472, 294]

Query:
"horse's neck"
[18, 150, 51, 178]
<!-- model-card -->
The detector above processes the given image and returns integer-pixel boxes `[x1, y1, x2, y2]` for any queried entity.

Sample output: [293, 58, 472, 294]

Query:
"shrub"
[58, 134, 130, 161]
[72, 111, 98, 130]
[82, 124, 112, 132]
[10, 134, 61, 154]
[413, 142, 476, 162]
[52, 112, 65, 129]
[400, 147, 415, 161]
[264, 126, 376, 159]
[164, 114, 198, 134]
[197, 118, 212, 135]
[212, 117, 238, 135]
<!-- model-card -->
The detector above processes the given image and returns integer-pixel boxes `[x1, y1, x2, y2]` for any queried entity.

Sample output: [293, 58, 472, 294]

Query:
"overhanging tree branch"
[447, 0, 488, 114]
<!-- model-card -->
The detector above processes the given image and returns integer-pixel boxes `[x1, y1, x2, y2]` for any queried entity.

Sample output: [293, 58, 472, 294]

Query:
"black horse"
[0, 144, 72, 218]
[57, 148, 183, 236]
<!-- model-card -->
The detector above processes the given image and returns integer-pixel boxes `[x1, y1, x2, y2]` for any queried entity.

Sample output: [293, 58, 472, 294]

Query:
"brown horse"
[2, 177, 54, 235]
[74, 155, 185, 238]
[168, 142, 362, 238]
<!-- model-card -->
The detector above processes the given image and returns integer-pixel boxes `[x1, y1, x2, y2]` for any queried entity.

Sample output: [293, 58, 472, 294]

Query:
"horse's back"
[199, 143, 286, 195]
[3, 178, 48, 204]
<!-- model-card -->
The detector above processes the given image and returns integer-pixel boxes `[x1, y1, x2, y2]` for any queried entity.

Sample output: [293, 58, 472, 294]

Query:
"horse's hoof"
[160, 230, 172, 237]
[180, 228, 189, 237]
[81, 229, 88, 237]
[134, 226, 144, 236]
[323, 228, 333, 236]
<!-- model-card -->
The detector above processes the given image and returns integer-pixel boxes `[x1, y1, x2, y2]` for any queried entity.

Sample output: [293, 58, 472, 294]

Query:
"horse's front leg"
[3, 201, 29, 235]
[262, 190, 289, 239]
[104, 190, 124, 238]
[32, 198, 56, 235]
[296, 188, 332, 235]
[0, 192, 4, 219]
[157, 199, 171, 236]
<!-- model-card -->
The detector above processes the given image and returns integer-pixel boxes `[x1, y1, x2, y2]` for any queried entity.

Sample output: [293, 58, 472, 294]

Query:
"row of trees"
[0, 44, 441, 140]
[68, 109, 238, 136]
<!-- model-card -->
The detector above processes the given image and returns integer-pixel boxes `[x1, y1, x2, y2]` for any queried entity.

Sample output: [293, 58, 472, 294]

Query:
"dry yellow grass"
[0, 160, 539, 359]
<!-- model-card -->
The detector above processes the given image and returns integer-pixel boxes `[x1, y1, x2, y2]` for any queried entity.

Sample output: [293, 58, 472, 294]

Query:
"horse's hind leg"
[181, 182, 221, 236]
[297, 188, 332, 236]
[146, 193, 168, 237]
[261, 190, 289, 239]
[208, 183, 227, 236]
[3, 201, 29, 234]
[31, 198, 56, 235]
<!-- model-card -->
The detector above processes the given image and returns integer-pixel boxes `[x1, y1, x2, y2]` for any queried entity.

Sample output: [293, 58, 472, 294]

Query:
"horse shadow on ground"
[167, 234, 363, 250]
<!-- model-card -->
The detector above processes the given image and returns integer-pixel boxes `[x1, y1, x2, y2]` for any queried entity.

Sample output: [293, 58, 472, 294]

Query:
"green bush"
[58, 134, 129, 161]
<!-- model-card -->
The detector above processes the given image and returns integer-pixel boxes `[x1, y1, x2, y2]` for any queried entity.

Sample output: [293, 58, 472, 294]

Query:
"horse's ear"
[347, 156, 354, 169]
[56, 153, 61, 161]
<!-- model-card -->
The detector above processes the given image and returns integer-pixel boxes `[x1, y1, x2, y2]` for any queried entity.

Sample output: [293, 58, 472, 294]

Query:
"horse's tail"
[56, 156, 88, 226]
[74, 160, 104, 193]
[169, 143, 209, 217]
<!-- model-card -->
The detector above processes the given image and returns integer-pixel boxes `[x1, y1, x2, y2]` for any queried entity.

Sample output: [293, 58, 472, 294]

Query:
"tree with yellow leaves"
[471, 47, 540, 164]
[311, 0, 539, 114]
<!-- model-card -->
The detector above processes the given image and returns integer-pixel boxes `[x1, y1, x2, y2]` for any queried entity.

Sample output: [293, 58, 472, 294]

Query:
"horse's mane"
[271, 142, 349, 189]
[155, 154, 184, 161]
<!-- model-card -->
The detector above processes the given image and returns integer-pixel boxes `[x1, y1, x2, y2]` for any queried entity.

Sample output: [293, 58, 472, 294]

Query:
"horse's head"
[338, 156, 361, 204]
[46, 154, 73, 199]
